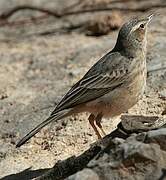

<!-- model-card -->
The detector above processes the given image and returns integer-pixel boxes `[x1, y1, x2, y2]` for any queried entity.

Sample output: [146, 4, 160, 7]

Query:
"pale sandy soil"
[0, 2, 165, 178]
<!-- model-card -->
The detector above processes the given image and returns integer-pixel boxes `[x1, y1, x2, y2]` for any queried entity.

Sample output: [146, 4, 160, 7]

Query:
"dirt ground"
[0, 1, 166, 179]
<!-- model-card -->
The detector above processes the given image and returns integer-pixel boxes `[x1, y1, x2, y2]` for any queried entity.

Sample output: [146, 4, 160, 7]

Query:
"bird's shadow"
[0, 167, 50, 180]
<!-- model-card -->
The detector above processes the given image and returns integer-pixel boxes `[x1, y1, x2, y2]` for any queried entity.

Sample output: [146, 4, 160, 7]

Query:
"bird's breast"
[127, 56, 147, 98]
[85, 57, 147, 118]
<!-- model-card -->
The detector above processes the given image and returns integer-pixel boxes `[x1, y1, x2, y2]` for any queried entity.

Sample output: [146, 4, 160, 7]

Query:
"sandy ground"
[0, 3, 165, 178]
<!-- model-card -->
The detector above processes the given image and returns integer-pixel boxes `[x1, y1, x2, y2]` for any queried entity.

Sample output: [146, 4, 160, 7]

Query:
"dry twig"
[36, 115, 166, 180]
[0, 3, 166, 27]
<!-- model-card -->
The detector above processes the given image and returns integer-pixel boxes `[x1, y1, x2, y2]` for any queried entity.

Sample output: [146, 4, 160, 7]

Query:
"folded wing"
[51, 52, 130, 115]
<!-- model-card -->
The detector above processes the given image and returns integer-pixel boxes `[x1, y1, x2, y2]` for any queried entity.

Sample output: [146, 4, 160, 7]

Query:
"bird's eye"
[140, 24, 145, 29]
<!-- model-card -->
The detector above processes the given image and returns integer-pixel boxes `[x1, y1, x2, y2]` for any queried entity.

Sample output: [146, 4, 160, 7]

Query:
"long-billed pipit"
[16, 15, 153, 148]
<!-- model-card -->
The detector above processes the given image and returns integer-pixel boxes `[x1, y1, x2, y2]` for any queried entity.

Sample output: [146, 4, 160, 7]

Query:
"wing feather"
[51, 52, 130, 115]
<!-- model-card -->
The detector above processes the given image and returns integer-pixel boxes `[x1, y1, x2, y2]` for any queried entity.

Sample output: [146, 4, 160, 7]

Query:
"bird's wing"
[51, 52, 130, 115]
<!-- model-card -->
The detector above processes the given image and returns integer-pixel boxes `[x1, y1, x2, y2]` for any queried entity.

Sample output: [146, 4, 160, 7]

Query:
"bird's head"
[114, 14, 153, 56]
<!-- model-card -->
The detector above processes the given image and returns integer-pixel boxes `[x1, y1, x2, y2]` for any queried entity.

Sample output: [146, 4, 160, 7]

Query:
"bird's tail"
[16, 109, 71, 148]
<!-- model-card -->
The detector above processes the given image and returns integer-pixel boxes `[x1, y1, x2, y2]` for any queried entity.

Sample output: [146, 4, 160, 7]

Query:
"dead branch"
[35, 126, 129, 180]
[35, 145, 102, 180]
[36, 115, 166, 180]
[0, 6, 61, 20]
[0, 14, 50, 27]
[0, 3, 166, 23]
[56, 4, 166, 15]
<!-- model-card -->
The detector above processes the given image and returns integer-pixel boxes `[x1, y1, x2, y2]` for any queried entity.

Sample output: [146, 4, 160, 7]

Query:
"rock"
[68, 128, 166, 180]
[145, 128, 166, 151]
[85, 12, 122, 36]
[68, 168, 100, 180]
[0, 0, 166, 179]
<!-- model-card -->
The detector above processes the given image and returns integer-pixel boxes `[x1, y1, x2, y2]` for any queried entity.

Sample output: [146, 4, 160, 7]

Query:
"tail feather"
[16, 110, 70, 148]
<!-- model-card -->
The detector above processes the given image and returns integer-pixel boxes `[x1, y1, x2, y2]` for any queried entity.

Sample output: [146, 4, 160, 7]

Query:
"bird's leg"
[88, 114, 102, 139]
[95, 113, 106, 136]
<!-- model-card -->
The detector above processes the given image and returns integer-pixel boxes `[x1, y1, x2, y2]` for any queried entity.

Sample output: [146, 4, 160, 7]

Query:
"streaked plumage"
[16, 15, 152, 147]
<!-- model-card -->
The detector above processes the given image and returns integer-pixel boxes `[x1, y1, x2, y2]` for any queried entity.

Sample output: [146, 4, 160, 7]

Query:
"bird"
[16, 14, 153, 148]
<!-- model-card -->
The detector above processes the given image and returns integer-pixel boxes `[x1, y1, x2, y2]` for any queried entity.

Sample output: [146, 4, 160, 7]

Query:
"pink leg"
[95, 113, 106, 136]
[88, 114, 102, 139]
